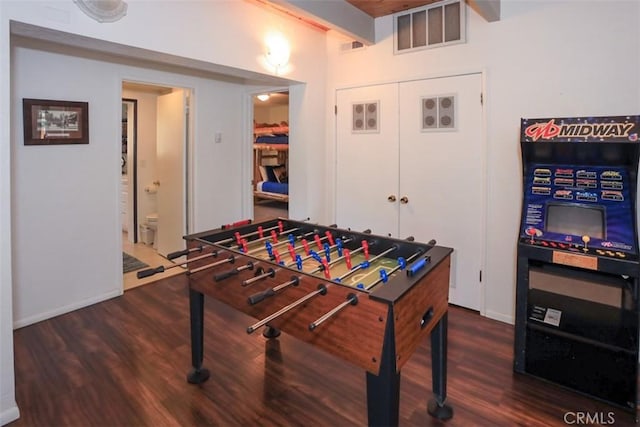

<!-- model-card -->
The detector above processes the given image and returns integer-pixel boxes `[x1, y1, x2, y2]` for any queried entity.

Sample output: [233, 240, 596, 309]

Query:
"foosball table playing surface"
[177, 218, 454, 426]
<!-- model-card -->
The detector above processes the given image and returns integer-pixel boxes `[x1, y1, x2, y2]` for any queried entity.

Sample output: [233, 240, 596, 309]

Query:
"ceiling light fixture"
[73, 0, 128, 22]
[257, 94, 270, 102]
[265, 33, 290, 75]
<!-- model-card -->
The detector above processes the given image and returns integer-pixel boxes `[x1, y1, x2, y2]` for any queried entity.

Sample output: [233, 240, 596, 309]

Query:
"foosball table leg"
[263, 325, 281, 339]
[187, 289, 210, 384]
[427, 312, 453, 420]
[365, 316, 401, 427]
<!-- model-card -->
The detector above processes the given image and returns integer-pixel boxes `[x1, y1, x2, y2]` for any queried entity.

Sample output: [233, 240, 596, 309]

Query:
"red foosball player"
[301, 239, 311, 255]
[322, 259, 331, 279]
[362, 240, 370, 260]
[287, 243, 297, 262]
[344, 248, 352, 270]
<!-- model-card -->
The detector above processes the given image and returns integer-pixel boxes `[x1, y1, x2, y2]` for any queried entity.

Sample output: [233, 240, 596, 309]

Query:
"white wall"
[190, 80, 248, 231]
[11, 45, 121, 326]
[325, 0, 640, 323]
[10, 42, 268, 326]
[0, 5, 18, 427]
[255, 104, 289, 125]
[1, 2, 328, 422]
[289, 81, 328, 222]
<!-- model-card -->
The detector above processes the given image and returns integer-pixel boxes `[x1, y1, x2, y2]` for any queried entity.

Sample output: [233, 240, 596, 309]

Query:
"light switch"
[215, 132, 222, 143]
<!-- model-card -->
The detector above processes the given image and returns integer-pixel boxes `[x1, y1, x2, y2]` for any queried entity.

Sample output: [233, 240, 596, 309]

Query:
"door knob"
[387, 195, 397, 202]
[400, 196, 409, 204]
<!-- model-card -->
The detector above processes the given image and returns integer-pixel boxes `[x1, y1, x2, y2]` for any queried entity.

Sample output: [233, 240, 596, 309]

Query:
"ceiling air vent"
[394, 0, 465, 54]
[340, 40, 365, 52]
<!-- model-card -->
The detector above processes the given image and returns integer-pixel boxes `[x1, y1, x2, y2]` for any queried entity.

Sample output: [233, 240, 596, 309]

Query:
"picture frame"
[22, 98, 89, 145]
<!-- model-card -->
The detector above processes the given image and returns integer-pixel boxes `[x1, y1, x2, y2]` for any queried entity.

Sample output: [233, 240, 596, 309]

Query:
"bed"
[253, 125, 289, 202]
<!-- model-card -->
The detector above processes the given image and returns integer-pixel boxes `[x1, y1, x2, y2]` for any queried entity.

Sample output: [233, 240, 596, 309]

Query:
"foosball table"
[154, 218, 454, 426]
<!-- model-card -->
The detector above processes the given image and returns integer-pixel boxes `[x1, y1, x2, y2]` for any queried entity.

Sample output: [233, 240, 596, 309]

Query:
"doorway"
[252, 91, 289, 222]
[121, 81, 191, 289]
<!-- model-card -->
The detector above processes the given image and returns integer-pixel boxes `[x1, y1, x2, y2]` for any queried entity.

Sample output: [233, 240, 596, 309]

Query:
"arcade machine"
[514, 115, 640, 413]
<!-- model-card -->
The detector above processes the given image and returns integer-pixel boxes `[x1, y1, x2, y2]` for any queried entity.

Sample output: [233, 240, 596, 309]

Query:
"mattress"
[257, 181, 288, 195]
[255, 135, 288, 144]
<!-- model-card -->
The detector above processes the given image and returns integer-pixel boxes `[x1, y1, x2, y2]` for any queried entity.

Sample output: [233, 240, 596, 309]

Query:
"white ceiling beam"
[466, 0, 500, 22]
[269, 0, 375, 45]
[10, 21, 295, 86]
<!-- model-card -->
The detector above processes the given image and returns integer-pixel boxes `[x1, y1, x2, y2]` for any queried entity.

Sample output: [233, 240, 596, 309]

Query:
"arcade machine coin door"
[513, 115, 640, 415]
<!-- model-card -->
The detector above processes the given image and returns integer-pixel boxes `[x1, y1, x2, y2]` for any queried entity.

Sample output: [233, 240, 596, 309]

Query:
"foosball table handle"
[214, 262, 254, 282]
[167, 247, 202, 260]
[136, 266, 165, 279]
[221, 219, 252, 229]
[214, 270, 237, 282]
[406, 256, 431, 277]
[247, 276, 300, 305]
[247, 288, 276, 305]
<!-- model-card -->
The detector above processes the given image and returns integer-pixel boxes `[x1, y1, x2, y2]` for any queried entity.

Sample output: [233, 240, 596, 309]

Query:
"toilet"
[144, 213, 158, 248]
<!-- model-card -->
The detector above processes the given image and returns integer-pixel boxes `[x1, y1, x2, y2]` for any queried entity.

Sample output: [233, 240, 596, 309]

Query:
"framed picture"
[22, 98, 89, 145]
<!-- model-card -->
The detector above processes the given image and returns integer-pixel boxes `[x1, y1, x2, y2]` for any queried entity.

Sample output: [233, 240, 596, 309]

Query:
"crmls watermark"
[563, 411, 615, 424]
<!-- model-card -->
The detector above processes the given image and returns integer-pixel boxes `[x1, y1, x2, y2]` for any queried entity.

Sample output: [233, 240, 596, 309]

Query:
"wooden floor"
[10, 274, 636, 427]
[254, 200, 288, 223]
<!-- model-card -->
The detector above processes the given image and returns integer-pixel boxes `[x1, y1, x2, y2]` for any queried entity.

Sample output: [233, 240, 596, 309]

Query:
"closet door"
[398, 74, 484, 310]
[335, 84, 399, 236]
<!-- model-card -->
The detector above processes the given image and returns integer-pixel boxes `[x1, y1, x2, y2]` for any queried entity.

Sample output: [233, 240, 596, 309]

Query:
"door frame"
[242, 86, 290, 221]
[119, 79, 194, 263]
[332, 69, 488, 316]
[122, 98, 138, 243]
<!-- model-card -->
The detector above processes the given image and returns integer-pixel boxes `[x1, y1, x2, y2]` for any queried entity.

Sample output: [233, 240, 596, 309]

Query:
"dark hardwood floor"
[254, 201, 288, 223]
[10, 274, 636, 426]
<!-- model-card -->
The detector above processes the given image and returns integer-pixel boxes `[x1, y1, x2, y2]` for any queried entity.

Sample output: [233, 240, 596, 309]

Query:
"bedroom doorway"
[252, 90, 289, 222]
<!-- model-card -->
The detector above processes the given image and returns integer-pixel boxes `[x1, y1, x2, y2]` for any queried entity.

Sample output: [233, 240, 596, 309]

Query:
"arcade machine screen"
[520, 164, 636, 259]
[545, 203, 604, 239]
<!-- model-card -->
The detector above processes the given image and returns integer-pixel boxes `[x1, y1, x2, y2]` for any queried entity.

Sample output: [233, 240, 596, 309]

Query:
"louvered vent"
[340, 40, 365, 53]
[395, 0, 465, 54]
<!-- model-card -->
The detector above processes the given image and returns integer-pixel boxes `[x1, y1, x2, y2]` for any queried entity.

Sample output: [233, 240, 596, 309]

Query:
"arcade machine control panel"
[520, 164, 637, 263]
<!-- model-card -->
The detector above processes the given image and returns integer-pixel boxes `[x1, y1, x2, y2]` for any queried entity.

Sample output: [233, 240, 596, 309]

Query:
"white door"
[156, 89, 187, 257]
[398, 74, 484, 310]
[335, 84, 399, 236]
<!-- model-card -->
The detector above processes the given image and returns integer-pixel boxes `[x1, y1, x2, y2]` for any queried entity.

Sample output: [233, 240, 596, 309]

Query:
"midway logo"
[525, 119, 637, 142]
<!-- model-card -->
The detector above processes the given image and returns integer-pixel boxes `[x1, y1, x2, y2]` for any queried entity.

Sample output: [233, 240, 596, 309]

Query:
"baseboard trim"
[0, 404, 20, 426]
[484, 309, 514, 325]
[13, 288, 122, 329]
